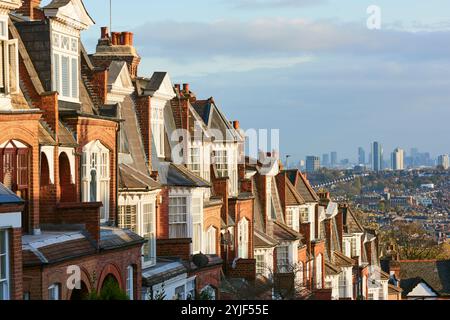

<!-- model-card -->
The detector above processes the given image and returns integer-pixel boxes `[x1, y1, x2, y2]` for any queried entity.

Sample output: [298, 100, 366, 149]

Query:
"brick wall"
[23, 245, 142, 300]
[191, 265, 222, 299]
[203, 203, 222, 256]
[156, 238, 191, 262]
[0, 112, 42, 232]
[229, 198, 254, 259]
[227, 259, 256, 282]
[56, 202, 102, 245]
[156, 187, 169, 239]
[9, 227, 23, 300]
[134, 95, 152, 169]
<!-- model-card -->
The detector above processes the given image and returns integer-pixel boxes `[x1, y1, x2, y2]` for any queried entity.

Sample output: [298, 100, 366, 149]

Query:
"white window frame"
[51, 30, 79, 102]
[191, 197, 203, 254]
[142, 202, 156, 267]
[169, 196, 188, 239]
[151, 103, 165, 158]
[205, 226, 216, 255]
[118, 205, 137, 232]
[81, 140, 110, 223]
[48, 283, 60, 300]
[0, 229, 10, 300]
[188, 146, 201, 177]
[0, 15, 20, 99]
[286, 207, 300, 232]
[186, 277, 196, 300]
[126, 265, 134, 300]
[276, 246, 289, 273]
[237, 218, 249, 259]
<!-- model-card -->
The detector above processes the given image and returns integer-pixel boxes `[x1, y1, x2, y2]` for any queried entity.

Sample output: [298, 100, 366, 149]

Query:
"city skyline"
[73, 0, 450, 161]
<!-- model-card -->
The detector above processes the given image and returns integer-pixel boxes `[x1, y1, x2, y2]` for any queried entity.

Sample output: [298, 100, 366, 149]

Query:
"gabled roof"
[276, 172, 306, 207]
[136, 72, 176, 100]
[325, 261, 341, 276]
[343, 206, 364, 234]
[0, 183, 24, 204]
[43, 0, 95, 30]
[332, 251, 355, 268]
[284, 169, 319, 203]
[165, 164, 211, 188]
[191, 98, 241, 143]
[119, 164, 160, 191]
[398, 260, 450, 296]
[273, 221, 302, 242]
[254, 229, 278, 248]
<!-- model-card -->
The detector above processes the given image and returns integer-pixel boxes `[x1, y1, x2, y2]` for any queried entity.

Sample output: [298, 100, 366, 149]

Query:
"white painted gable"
[408, 282, 438, 297]
[152, 73, 176, 101]
[0, 0, 22, 11]
[44, 0, 95, 30]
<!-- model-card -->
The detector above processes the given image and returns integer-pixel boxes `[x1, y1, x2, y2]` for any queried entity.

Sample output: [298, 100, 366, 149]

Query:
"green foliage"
[85, 278, 129, 300]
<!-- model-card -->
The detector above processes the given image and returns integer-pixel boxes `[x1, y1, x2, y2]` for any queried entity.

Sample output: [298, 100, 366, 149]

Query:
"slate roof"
[332, 251, 355, 268]
[166, 164, 211, 188]
[22, 228, 145, 266]
[398, 260, 450, 297]
[142, 259, 188, 287]
[254, 229, 278, 248]
[276, 173, 306, 207]
[325, 261, 341, 276]
[119, 164, 161, 191]
[343, 206, 364, 234]
[273, 221, 302, 242]
[0, 183, 24, 204]
[284, 170, 319, 203]
[99, 227, 146, 250]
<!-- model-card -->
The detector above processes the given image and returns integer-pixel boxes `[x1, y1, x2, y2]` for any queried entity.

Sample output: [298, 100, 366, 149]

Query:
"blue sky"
[48, 0, 450, 162]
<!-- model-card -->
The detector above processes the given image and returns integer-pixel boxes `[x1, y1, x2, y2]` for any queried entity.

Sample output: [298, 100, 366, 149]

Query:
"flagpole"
[110, 0, 112, 33]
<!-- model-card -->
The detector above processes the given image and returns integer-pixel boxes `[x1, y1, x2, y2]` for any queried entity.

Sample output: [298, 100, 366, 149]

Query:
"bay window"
[169, 197, 188, 238]
[191, 198, 202, 253]
[52, 31, 79, 102]
[205, 226, 216, 255]
[255, 253, 265, 275]
[276, 246, 289, 273]
[300, 207, 309, 223]
[286, 208, 299, 232]
[237, 218, 249, 259]
[142, 203, 156, 266]
[81, 140, 110, 222]
[0, 230, 9, 300]
[118, 205, 137, 232]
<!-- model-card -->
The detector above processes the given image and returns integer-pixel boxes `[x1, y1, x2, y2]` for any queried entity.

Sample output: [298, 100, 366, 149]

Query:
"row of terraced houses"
[0, 0, 401, 301]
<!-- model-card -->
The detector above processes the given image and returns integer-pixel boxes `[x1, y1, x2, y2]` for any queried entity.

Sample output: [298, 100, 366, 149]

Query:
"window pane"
[118, 206, 137, 232]
[61, 56, 70, 97]
[71, 58, 78, 98]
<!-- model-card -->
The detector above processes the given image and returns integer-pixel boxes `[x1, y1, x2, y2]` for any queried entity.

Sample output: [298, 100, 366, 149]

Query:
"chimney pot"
[233, 121, 240, 130]
[183, 83, 190, 93]
[101, 27, 110, 39]
[111, 32, 120, 45]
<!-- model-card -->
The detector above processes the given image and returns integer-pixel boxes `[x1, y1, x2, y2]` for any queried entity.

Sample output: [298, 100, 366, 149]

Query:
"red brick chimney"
[101, 27, 110, 39]
[17, 0, 44, 20]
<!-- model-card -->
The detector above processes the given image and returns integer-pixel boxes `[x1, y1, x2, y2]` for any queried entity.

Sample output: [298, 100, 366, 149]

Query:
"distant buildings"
[438, 154, 449, 170]
[358, 147, 366, 165]
[331, 152, 338, 168]
[372, 142, 383, 172]
[391, 148, 405, 171]
[322, 153, 330, 168]
[306, 156, 320, 173]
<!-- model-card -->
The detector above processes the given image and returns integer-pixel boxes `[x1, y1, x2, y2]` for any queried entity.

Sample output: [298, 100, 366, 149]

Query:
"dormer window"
[0, 16, 19, 99]
[52, 31, 79, 102]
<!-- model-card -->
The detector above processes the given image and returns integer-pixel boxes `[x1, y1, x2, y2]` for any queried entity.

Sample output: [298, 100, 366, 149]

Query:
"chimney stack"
[17, 0, 43, 20]
[182, 83, 190, 93]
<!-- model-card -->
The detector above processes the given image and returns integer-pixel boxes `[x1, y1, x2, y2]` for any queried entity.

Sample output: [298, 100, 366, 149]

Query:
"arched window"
[316, 254, 323, 289]
[205, 226, 217, 255]
[82, 141, 110, 222]
[40, 152, 50, 186]
[238, 218, 249, 259]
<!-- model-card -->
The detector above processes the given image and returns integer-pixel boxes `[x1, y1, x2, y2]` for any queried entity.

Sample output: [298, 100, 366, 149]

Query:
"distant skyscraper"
[391, 148, 405, 171]
[322, 154, 330, 168]
[358, 147, 366, 165]
[438, 154, 449, 170]
[306, 156, 320, 173]
[331, 152, 338, 167]
[371, 142, 383, 172]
